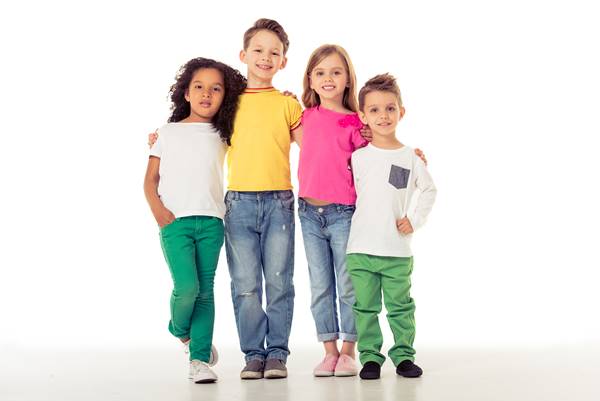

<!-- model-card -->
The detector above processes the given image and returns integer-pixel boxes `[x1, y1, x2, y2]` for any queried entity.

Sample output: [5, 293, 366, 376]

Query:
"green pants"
[159, 216, 224, 362]
[346, 253, 415, 366]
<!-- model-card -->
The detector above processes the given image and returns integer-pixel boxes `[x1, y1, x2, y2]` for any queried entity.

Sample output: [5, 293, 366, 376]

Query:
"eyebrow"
[191, 81, 224, 87]
[251, 44, 281, 52]
[313, 67, 344, 71]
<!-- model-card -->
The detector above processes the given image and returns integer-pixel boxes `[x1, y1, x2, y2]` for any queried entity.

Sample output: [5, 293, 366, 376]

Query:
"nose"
[201, 89, 211, 99]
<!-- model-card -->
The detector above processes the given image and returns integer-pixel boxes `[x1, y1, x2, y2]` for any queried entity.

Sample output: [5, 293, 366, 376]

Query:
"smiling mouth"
[321, 85, 336, 90]
[256, 64, 272, 70]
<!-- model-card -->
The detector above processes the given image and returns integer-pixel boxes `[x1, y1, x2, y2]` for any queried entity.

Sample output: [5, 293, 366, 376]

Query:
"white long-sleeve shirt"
[346, 144, 437, 257]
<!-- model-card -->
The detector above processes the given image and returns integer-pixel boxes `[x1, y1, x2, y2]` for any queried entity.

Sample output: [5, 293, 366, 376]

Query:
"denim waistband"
[226, 190, 293, 201]
[298, 197, 355, 214]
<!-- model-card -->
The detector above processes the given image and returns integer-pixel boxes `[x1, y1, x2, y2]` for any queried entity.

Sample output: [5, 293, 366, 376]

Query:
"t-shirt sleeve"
[407, 158, 437, 231]
[350, 126, 368, 150]
[287, 98, 303, 131]
[148, 129, 163, 158]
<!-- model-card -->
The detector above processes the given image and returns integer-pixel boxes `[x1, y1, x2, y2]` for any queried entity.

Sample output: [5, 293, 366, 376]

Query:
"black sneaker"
[359, 361, 381, 380]
[396, 360, 423, 378]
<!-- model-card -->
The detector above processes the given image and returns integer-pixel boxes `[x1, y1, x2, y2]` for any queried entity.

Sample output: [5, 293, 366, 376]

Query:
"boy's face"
[309, 53, 348, 104]
[184, 68, 225, 122]
[240, 30, 287, 83]
[359, 91, 405, 137]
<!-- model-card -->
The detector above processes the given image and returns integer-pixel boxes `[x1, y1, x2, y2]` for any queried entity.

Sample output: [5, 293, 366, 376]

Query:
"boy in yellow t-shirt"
[225, 18, 303, 380]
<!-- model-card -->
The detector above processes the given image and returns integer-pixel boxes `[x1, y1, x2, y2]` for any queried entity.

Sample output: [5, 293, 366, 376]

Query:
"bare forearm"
[144, 179, 163, 212]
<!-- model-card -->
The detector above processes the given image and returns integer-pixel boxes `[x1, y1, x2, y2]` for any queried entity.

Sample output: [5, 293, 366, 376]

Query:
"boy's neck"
[371, 132, 404, 149]
[246, 71, 274, 89]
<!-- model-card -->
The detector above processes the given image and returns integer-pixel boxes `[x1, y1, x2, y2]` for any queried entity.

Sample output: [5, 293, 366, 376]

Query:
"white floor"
[1, 345, 598, 401]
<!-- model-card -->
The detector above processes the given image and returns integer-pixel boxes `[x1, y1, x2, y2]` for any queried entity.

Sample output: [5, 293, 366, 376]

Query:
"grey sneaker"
[240, 359, 264, 380]
[264, 359, 287, 379]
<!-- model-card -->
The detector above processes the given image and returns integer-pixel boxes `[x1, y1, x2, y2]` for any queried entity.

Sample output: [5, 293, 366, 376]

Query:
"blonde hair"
[301, 44, 358, 112]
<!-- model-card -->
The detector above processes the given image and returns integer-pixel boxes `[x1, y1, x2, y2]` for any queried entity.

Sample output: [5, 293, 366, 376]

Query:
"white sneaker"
[182, 341, 219, 367]
[189, 360, 217, 383]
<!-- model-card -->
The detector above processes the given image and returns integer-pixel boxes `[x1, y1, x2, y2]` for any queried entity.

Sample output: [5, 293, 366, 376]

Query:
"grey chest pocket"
[388, 165, 410, 189]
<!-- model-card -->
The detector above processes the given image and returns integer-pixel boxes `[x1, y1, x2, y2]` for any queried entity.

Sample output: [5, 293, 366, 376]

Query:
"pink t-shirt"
[298, 106, 368, 205]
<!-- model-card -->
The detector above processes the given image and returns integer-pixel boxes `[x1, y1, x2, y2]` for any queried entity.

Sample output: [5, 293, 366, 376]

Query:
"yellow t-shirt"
[227, 87, 302, 191]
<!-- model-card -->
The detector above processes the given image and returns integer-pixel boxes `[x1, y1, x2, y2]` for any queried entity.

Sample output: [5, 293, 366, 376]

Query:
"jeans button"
[318, 208, 324, 213]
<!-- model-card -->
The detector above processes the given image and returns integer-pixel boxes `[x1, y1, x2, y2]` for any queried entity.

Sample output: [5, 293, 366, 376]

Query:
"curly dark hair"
[168, 57, 247, 145]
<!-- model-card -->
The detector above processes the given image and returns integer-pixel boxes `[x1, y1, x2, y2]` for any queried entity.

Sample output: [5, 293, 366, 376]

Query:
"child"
[143, 57, 246, 383]
[224, 18, 303, 380]
[346, 74, 437, 380]
[297, 44, 365, 377]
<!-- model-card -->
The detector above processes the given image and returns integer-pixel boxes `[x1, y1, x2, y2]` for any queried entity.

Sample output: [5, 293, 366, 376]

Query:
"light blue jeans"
[224, 190, 295, 363]
[298, 198, 357, 343]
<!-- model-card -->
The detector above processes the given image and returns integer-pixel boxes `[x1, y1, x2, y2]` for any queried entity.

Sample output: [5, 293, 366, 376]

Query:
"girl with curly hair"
[144, 57, 246, 383]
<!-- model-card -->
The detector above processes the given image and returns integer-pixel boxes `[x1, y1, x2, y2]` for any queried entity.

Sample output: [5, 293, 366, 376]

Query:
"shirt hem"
[173, 210, 224, 220]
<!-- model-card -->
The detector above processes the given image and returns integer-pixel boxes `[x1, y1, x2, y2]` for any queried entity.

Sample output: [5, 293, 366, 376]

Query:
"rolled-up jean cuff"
[340, 333, 358, 342]
[317, 333, 340, 342]
[245, 354, 266, 363]
[266, 351, 288, 363]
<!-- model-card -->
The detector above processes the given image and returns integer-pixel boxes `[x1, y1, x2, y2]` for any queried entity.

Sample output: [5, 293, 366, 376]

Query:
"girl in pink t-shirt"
[297, 44, 367, 377]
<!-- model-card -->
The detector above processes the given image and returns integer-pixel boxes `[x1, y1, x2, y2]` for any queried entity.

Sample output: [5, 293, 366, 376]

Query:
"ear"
[279, 56, 287, 70]
[239, 49, 246, 64]
[399, 106, 406, 119]
[184, 89, 190, 103]
[358, 111, 368, 125]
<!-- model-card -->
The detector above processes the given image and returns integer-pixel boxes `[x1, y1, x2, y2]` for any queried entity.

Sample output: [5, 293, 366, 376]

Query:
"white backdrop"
[1, 0, 599, 352]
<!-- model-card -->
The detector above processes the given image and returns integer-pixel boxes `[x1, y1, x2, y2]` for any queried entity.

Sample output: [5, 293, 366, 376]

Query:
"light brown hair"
[358, 73, 403, 111]
[301, 44, 358, 112]
[243, 18, 290, 54]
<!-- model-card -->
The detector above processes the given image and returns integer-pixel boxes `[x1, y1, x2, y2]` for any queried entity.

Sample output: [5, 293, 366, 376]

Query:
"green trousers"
[159, 216, 224, 362]
[346, 253, 415, 366]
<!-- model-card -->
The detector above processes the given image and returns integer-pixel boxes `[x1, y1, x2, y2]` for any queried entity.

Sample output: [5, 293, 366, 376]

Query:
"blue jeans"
[298, 198, 357, 343]
[224, 190, 295, 363]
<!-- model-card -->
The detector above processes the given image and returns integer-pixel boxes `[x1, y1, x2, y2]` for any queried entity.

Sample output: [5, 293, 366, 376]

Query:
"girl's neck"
[371, 133, 404, 150]
[180, 114, 211, 123]
[246, 73, 273, 89]
[319, 97, 351, 114]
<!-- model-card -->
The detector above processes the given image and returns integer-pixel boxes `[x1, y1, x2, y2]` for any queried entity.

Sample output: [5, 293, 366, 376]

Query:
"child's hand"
[148, 130, 158, 148]
[282, 90, 298, 100]
[153, 206, 176, 228]
[396, 217, 414, 235]
[360, 126, 372, 142]
[415, 148, 427, 165]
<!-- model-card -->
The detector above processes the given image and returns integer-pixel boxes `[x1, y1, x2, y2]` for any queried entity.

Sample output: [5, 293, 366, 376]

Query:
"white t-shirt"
[149, 123, 227, 219]
[346, 144, 437, 257]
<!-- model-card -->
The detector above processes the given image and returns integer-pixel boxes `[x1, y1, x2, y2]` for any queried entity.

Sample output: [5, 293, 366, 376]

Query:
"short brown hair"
[243, 18, 290, 54]
[358, 73, 403, 111]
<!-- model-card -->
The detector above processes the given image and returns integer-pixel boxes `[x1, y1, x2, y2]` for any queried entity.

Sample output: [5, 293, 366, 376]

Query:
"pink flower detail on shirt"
[338, 114, 362, 129]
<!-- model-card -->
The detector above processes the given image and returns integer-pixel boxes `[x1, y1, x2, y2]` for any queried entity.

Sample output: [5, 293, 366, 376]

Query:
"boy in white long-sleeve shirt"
[346, 74, 437, 380]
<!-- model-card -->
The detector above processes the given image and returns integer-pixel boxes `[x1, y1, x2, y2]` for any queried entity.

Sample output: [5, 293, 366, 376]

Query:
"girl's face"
[309, 53, 348, 104]
[184, 68, 225, 122]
